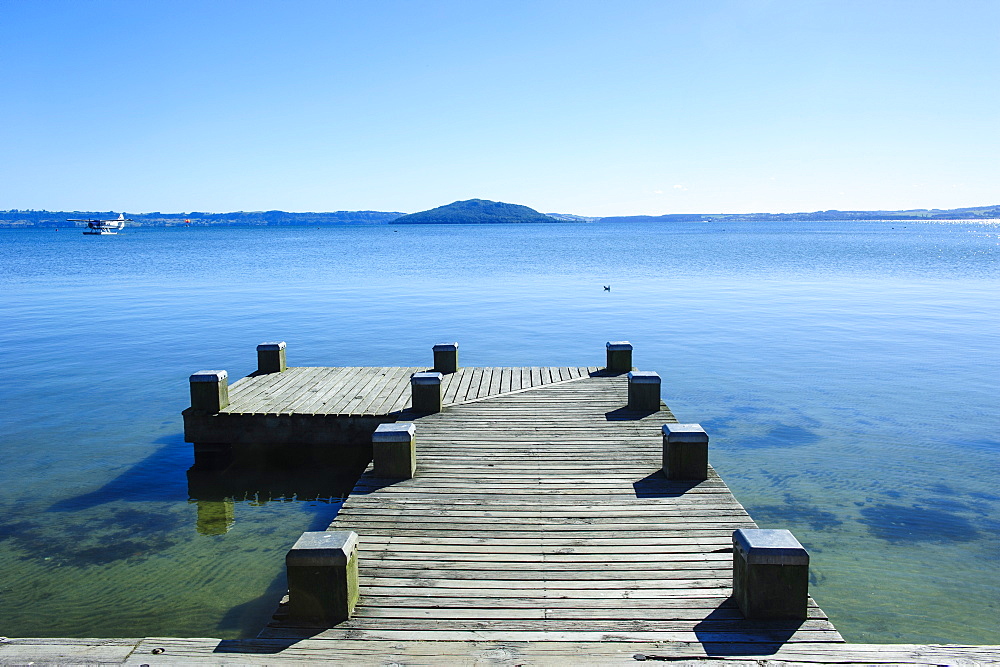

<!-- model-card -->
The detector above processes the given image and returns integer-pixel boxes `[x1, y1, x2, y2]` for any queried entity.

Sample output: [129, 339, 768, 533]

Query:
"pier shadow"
[349, 474, 410, 495]
[588, 369, 628, 377]
[692, 598, 804, 657]
[46, 434, 192, 512]
[211, 635, 323, 656]
[605, 406, 657, 421]
[632, 471, 702, 498]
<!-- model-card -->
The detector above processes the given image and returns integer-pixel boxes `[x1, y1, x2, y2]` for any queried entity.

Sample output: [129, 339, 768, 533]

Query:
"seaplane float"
[68, 213, 132, 235]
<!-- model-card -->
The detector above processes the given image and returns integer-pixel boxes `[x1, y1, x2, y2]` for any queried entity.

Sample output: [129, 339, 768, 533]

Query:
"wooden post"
[732, 528, 809, 620]
[662, 423, 708, 480]
[372, 422, 416, 479]
[286, 531, 360, 625]
[606, 341, 633, 372]
[189, 370, 229, 412]
[257, 341, 287, 373]
[433, 342, 459, 374]
[627, 370, 660, 411]
[411, 371, 443, 413]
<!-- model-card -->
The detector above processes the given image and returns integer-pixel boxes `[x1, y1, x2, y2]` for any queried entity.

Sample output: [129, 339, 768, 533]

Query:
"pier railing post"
[606, 341, 633, 372]
[627, 370, 661, 411]
[286, 531, 360, 625]
[257, 341, 287, 373]
[433, 342, 459, 374]
[732, 528, 810, 620]
[411, 372, 443, 413]
[189, 370, 229, 412]
[372, 422, 416, 479]
[662, 423, 708, 480]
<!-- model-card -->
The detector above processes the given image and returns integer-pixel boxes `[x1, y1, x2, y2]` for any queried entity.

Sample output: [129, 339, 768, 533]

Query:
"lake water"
[0, 220, 997, 644]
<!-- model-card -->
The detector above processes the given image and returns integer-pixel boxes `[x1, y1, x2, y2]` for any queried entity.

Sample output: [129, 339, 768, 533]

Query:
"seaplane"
[68, 213, 132, 235]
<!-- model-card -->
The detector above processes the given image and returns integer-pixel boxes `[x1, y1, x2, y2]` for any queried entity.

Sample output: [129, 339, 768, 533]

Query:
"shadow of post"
[632, 471, 702, 498]
[692, 598, 805, 657]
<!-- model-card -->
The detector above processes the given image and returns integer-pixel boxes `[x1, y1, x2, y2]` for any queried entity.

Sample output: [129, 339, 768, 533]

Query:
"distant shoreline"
[1, 204, 997, 228]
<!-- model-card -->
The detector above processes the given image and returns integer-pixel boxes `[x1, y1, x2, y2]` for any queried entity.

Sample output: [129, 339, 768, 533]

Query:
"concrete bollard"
[627, 370, 661, 411]
[732, 528, 810, 620]
[189, 370, 229, 412]
[606, 341, 633, 372]
[286, 531, 360, 625]
[661, 423, 709, 480]
[433, 342, 459, 374]
[411, 371, 443, 413]
[257, 341, 287, 373]
[372, 422, 416, 479]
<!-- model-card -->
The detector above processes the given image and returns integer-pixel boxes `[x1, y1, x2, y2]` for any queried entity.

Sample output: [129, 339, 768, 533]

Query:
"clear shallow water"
[0, 220, 997, 643]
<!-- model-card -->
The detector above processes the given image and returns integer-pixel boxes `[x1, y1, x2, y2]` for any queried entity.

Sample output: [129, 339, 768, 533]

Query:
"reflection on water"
[0, 220, 997, 642]
[193, 500, 235, 536]
[186, 462, 368, 536]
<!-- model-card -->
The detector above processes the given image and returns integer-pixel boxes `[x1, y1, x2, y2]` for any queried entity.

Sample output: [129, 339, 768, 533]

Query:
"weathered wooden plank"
[0, 638, 140, 664]
[488, 366, 503, 396]
[122, 637, 1000, 665]
[293, 366, 366, 413]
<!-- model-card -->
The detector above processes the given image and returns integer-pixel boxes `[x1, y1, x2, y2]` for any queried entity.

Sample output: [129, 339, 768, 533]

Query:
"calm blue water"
[0, 220, 997, 643]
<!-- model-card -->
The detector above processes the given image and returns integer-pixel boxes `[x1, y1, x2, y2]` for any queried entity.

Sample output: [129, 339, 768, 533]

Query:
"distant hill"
[392, 199, 561, 225]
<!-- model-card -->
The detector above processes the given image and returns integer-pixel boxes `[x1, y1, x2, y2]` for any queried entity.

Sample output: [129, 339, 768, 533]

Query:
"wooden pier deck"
[257, 370, 847, 659]
[222, 365, 597, 416]
[6, 361, 998, 664]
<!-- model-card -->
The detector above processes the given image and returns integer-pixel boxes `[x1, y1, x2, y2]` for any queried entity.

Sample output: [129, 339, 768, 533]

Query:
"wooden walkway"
[223, 366, 597, 416]
[259, 371, 848, 657]
[7, 367, 998, 664]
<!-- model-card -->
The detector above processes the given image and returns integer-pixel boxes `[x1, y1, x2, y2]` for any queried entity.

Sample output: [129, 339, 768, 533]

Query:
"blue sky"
[2, 0, 998, 216]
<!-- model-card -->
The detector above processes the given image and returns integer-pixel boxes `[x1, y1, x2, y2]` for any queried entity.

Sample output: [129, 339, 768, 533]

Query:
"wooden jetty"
[3, 342, 997, 665]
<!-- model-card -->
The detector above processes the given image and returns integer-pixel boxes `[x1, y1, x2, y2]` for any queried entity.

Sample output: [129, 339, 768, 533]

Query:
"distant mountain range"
[1, 201, 997, 228]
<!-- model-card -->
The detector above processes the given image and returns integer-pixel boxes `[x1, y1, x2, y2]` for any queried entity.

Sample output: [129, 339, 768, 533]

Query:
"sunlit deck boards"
[260, 372, 845, 655]
[222, 365, 598, 416]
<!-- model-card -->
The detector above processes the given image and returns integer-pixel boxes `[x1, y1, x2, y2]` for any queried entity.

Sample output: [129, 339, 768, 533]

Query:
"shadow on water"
[857, 503, 980, 544]
[212, 503, 348, 638]
[749, 493, 845, 531]
[46, 433, 192, 512]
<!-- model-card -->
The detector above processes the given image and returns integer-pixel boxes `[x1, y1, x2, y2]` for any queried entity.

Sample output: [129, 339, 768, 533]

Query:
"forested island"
[1, 201, 997, 228]
[393, 199, 558, 224]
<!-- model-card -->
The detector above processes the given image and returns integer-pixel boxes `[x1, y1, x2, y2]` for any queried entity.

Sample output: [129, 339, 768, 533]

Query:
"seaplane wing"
[67, 213, 133, 223]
